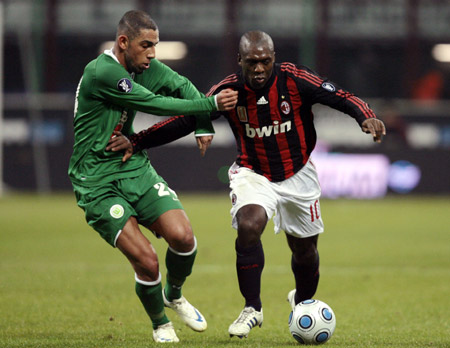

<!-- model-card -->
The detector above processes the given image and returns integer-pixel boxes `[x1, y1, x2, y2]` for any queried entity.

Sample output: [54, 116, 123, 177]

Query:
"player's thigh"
[131, 176, 188, 241]
[274, 160, 324, 237]
[228, 164, 277, 230]
[73, 182, 136, 247]
[148, 209, 195, 252]
[122, 168, 184, 227]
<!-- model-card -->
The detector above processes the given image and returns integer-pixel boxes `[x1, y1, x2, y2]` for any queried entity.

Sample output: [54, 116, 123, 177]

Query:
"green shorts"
[73, 167, 183, 247]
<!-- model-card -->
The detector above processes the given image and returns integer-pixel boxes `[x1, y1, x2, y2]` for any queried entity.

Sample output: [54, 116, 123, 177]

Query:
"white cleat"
[153, 322, 179, 343]
[163, 291, 207, 332]
[287, 289, 296, 310]
[228, 307, 263, 338]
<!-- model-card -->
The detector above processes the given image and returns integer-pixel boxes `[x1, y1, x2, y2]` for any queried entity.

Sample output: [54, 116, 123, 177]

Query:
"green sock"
[135, 278, 169, 329]
[164, 244, 197, 301]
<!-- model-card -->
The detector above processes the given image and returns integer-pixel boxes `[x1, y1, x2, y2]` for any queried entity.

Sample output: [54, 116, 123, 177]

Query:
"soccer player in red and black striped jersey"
[108, 30, 386, 339]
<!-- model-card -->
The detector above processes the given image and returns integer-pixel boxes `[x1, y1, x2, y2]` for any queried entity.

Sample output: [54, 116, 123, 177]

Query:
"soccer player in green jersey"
[68, 10, 237, 343]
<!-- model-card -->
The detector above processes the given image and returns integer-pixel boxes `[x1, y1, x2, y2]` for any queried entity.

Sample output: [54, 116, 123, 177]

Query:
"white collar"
[104, 48, 120, 64]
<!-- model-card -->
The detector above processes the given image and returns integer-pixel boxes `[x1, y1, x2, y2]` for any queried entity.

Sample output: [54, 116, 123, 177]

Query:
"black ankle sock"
[236, 240, 265, 311]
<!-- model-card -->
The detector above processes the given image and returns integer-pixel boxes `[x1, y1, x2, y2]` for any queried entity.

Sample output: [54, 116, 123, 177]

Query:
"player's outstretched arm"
[361, 119, 386, 143]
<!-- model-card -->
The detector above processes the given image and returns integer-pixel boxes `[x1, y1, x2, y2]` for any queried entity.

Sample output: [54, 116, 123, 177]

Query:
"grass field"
[0, 193, 449, 348]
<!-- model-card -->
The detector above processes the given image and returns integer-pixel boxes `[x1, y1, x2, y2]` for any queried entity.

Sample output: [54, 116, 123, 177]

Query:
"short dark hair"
[116, 10, 158, 41]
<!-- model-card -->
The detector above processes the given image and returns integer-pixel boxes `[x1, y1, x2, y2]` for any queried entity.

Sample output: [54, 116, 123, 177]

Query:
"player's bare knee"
[134, 253, 159, 281]
[238, 216, 265, 234]
[168, 227, 195, 253]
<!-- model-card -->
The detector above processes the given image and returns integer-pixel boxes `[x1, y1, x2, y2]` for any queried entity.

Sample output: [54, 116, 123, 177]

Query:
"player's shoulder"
[82, 53, 119, 79]
[278, 62, 316, 76]
[206, 72, 241, 96]
[95, 53, 123, 74]
[89, 53, 133, 90]
[277, 62, 323, 86]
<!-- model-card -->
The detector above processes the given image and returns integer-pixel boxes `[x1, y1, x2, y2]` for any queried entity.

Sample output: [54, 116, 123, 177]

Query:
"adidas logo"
[257, 96, 268, 105]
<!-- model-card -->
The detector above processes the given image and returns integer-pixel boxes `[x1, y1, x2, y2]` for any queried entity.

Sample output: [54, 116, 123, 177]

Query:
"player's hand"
[361, 119, 386, 143]
[196, 135, 213, 157]
[106, 131, 133, 162]
[216, 88, 238, 111]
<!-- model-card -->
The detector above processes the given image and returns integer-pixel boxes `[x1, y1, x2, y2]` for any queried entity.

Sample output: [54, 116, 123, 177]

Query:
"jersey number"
[310, 200, 320, 222]
[154, 183, 179, 200]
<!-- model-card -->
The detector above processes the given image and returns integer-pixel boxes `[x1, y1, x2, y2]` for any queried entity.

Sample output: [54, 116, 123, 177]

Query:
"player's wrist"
[128, 134, 140, 153]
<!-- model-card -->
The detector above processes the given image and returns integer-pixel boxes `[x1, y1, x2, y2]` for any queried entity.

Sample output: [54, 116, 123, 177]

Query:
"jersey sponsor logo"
[117, 78, 133, 93]
[245, 120, 292, 138]
[237, 106, 248, 122]
[321, 82, 335, 92]
[280, 101, 291, 115]
[110, 204, 124, 219]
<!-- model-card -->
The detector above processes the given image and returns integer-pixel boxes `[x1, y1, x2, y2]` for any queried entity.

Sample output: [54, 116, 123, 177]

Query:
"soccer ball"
[288, 299, 336, 345]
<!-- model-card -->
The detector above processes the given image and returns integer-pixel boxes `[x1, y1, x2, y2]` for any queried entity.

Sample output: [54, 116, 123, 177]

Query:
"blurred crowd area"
[3, 0, 450, 98]
[1, 0, 450, 194]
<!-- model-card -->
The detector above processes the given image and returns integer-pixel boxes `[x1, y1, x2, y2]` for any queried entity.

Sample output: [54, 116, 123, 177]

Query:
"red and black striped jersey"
[204, 63, 376, 182]
[130, 62, 377, 182]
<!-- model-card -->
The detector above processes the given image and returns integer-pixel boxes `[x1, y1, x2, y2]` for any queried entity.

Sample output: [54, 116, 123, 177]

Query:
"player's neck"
[112, 45, 127, 71]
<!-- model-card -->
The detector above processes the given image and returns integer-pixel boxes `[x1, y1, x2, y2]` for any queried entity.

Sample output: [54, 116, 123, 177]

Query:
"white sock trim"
[135, 272, 161, 286]
[168, 236, 197, 256]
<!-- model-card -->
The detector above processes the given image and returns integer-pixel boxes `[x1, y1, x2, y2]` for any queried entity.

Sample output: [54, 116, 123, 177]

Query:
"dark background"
[2, 0, 450, 195]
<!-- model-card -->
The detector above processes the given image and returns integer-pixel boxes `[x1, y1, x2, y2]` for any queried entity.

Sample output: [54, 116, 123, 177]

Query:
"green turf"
[0, 194, 449, 347]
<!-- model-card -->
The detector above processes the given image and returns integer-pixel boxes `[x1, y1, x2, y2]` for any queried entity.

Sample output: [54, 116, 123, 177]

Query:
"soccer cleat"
[163, 291, 207, 332]
[152, 322, 180, 343]
[228, 307, 263, 338]
[287, 289, 297, 310]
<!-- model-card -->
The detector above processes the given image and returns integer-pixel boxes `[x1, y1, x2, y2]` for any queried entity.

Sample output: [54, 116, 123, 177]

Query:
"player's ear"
[117, 35, 129, 50]
[237, 53, 242, 66]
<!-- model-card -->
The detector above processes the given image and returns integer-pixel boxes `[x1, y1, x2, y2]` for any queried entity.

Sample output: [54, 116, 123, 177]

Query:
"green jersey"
[68, 51, 216, 187]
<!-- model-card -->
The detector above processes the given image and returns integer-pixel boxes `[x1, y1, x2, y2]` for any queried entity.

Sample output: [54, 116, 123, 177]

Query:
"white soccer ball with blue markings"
[288, 299, 336, 345]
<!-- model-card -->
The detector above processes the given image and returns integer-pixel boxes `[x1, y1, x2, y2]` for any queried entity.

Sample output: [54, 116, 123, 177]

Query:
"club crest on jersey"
[321, 82, 335, 92]
[280, 101, 291, 115]
[117, 78, 133, 93]
[237, 106, 248, 122]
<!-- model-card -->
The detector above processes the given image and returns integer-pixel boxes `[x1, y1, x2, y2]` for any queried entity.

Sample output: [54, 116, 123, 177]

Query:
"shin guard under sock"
[236, 240, 265, 311]
[135, 273, 169, 329]
[291, 253, 320, 303]
[165, 238, 197, 301]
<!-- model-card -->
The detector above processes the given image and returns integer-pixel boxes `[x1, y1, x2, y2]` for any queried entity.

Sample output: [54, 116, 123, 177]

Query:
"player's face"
[239, 45, 275, 89]
[124, 29, 159, 74]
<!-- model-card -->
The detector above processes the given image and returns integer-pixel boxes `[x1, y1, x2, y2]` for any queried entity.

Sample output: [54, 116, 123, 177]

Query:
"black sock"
[291, 253, 320, 303]
[235, 240, 265, 311]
